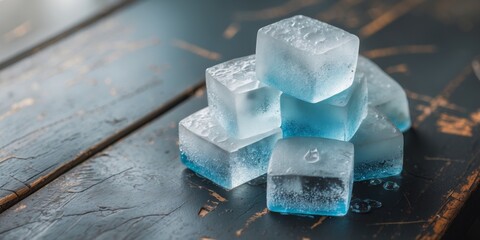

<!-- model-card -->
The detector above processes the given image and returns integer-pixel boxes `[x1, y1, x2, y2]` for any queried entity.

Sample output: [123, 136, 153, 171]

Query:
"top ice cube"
[256, 15, 359, 103]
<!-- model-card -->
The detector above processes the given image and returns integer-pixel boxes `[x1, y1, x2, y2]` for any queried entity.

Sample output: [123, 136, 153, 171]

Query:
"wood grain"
[0, 0, 134, 69]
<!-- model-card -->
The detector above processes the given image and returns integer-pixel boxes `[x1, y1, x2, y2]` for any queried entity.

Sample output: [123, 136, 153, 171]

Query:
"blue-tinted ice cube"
[357, 56, 411, 131]
[179, 107, 282, 190]
[281, 71, 367, 141]
[350, 108, 403, 181]
[256, 15, 359, 103]
[206, 55, 281, 139]
[267, 137, 354, 216]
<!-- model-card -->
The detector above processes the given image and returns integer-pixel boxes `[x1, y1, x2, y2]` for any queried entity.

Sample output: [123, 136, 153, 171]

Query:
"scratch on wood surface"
[13, 204, 27, 212]
[198, 200, 219, 218]
[417, 169, 479, 240]
[235, 208, 268, 237]
[310, 216, 327, 229]
[223, 22, 240, 39]
[369, 220, 427, 226]
[4, 21, 31, 42]
[436, 114, 475, 137]
[403, 192, 413, 211]
[413, 64, 473, 128]
[385, 63, 409, 74]
[173, 40, 221, 61]
[233, 0, 320, 21]
[425, 156, 463, 163]
[189, 182, 228, 202]
[473, 57, 480, 80]
[362, 45, 436, 59]
[200, 237, 216, 240]
[359, 0, 425, 38]
[406, 90, 464, 112]
[0, 98, 35, 121]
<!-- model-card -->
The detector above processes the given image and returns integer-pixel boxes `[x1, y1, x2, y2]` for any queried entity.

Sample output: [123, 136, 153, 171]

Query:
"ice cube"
[256, 15, 359, 103]
[350, 108, 403, 181]
[357, 56, 411, 131]
[267, 137, 354, 216]
[179, 107, 282, 189]
[206, 55, 281, 139]
[281, 71, 367, 141]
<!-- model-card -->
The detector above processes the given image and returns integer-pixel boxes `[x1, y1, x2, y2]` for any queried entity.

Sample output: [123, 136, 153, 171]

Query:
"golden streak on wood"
[417, 170, 479, 240]
[359, 0, 424, 38]
[223, 22, 240, 39]
[362, 45, 436, 59]
[369, 220, 427, 226]
[234, 0, 319, 21]
[4, 21, 31, 42]
[173, 40, 221, 61]
[0, 193, 17, 207]
[235, 208, 268, 237]
[0, 98, 35, 121]
[198, 200, 219, 218]
[385, 63, 409, 74]
[310, 216, 327, 229]
[436, 114, 473, 137]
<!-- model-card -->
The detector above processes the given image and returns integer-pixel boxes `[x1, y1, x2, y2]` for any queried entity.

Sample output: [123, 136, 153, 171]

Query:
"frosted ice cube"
[357, 56, 411, 131]
[267, 137, 354, 216]
[281, 71, 367, 141]
[179, 107, 282, 190]
[350, 108, 403, 181]
[256, 15, 359, 103]
[206, 55, 281, 139]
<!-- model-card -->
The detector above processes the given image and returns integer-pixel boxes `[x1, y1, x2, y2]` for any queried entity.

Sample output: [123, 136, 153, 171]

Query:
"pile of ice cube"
[179, 15, 410, 216]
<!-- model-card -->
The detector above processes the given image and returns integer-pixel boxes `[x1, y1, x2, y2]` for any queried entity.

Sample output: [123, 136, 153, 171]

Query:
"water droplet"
[369, 179, 383, 186]
[383, 181, 400, 191]
[350, 198, 371, 213]
[364, 199, 382, 209]
[304, 148, 320, 163]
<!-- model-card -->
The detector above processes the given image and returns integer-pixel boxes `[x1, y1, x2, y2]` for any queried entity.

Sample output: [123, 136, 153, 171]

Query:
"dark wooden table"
[0, 0, 479, 239]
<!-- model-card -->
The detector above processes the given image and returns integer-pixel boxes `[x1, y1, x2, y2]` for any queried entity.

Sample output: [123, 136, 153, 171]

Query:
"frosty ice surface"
[357, 56, 411, 131]
[256, 15, 359, 103]
[267, 137, 354, 216]
[350, 108, 403, 181]
[206, 55, 281, 139]
[179, 108, 282, 189]
[281, 71, 367, 141]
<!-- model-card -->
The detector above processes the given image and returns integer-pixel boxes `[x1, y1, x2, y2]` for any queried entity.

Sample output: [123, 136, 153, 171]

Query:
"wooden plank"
[0, 0, 133, 69]
[0, 0, 237, 211]
[1, 0, 480, 239]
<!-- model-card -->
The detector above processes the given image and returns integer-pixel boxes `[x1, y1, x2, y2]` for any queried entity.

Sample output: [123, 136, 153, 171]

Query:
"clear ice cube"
[256, 15, 359, 103]
[350, 108, 403, 181]
[281, 71, 367, 141]
[357, 55, 411, 131]
[206, 55, 281, 139]
[267, 137, 354, 216]
[179, 107, 282, 189]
